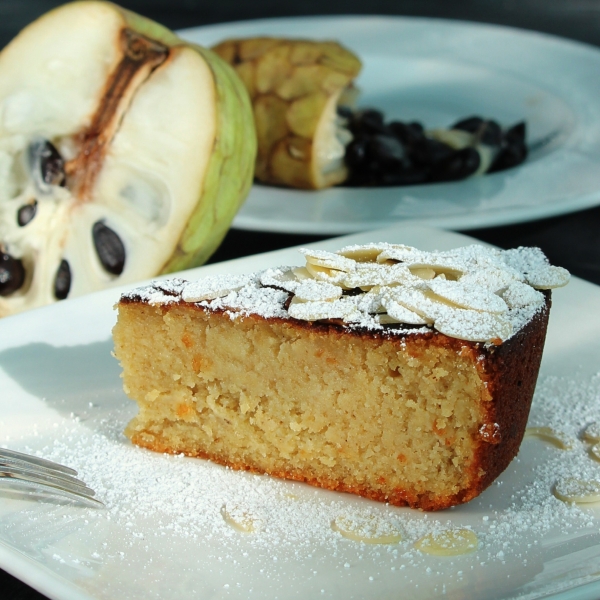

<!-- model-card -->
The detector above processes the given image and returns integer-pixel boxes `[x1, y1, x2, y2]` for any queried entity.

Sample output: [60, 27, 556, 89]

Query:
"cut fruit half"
[212, 38, 361, 189]
[0, 1, 256, 317]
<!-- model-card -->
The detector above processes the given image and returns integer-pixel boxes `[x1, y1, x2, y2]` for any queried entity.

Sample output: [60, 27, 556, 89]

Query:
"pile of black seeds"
[339, 108, 527, 187]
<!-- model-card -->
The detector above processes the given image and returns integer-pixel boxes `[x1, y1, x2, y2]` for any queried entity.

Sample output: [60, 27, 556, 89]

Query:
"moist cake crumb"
[112, 242, 568, 511]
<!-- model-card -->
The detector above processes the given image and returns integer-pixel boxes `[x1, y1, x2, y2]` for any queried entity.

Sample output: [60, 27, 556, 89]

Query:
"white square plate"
[1, 223, 599, 600]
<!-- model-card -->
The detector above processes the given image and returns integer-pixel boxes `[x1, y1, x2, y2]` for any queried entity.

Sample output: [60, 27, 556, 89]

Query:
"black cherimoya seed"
[336, 105, 354, 120]
[389, 121, 425, 146]
[368, 134, 407, 165]
[344, 137, 369, 170]
[17, 201, 37, 226]
[411, 138, 455, 167]
[28, 139, 66, 188]
[432, 147, 481, 181]
[348, 109, 388, 136]
[505, 121, 526, 144]
[452, 116, 502, 146]
[0, 250, 25, 296]
[478, 120, 502, 146]
[54, 259, 71, 300]
[92, 221, 125, 275]
[451, 116, 485, 133]
[489, 141, 528, 172]
[378, 168, 430, 186]
[489, 121, 528, 172]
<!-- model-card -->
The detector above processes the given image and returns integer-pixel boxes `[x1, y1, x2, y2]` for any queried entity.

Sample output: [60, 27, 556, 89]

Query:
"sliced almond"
[414, 529, 478, 556]
[429, 279, 508, 313]
[221, 504, 263, 533]
[524, 427, 574, 450]
[292, 266, 312, 280]
[526, 265, 570, 290]
[380, 297, 430, 325]
[582, 422, 600, 443]
[342, 263, 414, 289]
[410, 267, 436, 280]
[376, 245, 421, 264]
[460, 266, 524, 293]
[336, 243, 390, 263]
[356, 289, 385, 314]
[383, 287, 445, 321]
[288, 295, 360, 322]
[181, 274, 252, 302]
[331, 514, 402, 544]
[502, 281, 545, 309]
[301, 248, 356, 272]
[411, 264, 464, 280]
[376, 313, 404, 325]
[435, 309, 512, 343]
[554, 478, 600, 503]
[259, 267, 300, 292]
[294, 279, 342, 302]
[305, 261, 347, 284]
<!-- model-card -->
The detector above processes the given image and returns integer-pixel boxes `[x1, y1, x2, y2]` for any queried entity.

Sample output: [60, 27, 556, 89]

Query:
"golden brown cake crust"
[117, 291, 550, 511]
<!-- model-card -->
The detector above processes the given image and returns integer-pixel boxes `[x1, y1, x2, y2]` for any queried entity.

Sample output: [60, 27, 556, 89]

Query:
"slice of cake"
[112, 243, 569, 510]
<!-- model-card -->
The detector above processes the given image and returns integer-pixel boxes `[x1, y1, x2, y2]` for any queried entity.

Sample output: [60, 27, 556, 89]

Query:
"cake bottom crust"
[128, 424, 484, 511]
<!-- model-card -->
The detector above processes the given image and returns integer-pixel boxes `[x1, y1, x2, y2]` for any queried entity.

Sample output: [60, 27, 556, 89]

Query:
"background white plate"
[1, 224, 600, 600]
[180, 16, 600, 233]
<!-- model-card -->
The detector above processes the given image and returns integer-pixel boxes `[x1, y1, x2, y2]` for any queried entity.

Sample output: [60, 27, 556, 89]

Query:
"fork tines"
[0, 448, 104, 507]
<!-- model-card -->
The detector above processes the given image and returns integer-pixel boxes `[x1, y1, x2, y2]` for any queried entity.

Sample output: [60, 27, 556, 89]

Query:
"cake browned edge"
[117, 290, 551, 511]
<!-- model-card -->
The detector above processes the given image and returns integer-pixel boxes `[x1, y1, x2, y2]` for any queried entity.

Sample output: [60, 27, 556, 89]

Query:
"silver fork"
[0, 448, 104, 507]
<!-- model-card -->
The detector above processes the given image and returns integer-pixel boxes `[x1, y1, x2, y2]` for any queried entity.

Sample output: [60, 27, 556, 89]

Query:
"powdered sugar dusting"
[120, 243, 568, 344]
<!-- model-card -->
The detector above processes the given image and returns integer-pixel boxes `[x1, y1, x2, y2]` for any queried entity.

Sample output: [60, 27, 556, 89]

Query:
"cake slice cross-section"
[112, 242, 568, 510]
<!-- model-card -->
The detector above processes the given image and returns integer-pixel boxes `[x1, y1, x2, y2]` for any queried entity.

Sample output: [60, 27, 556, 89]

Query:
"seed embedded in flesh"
[17, 201, 38, 226]
[0, 250, 26, 296]
[92, 221, 125, 275]
[54, 259, 71, 300]
[41, 141, 66, 186]
[28, 139, 66, 189]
